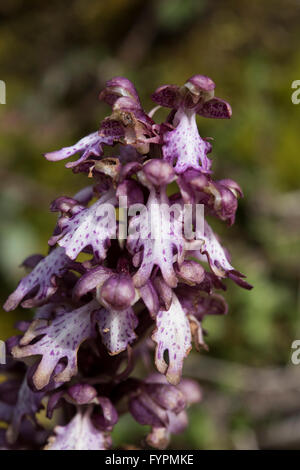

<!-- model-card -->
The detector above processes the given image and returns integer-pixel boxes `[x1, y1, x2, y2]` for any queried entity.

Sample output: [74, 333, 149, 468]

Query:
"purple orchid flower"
[152, 75, 231, 175]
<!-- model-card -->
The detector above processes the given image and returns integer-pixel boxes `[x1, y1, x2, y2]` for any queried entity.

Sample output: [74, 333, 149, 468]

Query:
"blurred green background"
[0, 0, 300, 449]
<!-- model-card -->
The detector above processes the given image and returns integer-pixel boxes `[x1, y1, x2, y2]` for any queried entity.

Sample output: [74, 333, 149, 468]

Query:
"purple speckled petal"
[152, 294, 191, 385]
[162, 108, 212, 174]
[193, 221, 252, 289]
[195, 224, 230, 272]
[96, 307, 138, 355]
[49, 188, 117, 261]
[44, 131, 107, 168]
[197, 97, 232, 119]
[98, 118, 125, 141]
[3, 247, 71, 311]
[12, 300, 99, 389]
[45, 409, 111, 450]
[127, 186, 185, 288]
[151, 84, 181, 108]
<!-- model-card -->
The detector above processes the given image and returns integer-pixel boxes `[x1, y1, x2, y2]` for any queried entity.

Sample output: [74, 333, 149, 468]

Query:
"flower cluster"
[1, 75, 252, 450]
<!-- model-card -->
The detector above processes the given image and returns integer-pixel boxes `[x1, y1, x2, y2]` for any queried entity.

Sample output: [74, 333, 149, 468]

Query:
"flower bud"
[144, 383, 186, 415]
[99, 76, 140, 106]
[218, 178, 243, 198]
[99, 274, 135, 310]
[67, 384, 97, 405]
[175, 260, 205, 285]
[142, 159, 175, 186]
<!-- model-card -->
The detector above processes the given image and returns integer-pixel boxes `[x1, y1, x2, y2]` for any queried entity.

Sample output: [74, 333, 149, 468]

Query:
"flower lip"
[95, 305, 138, 355]
[45, 409, 112, 450]
[162, 107, 212, 174]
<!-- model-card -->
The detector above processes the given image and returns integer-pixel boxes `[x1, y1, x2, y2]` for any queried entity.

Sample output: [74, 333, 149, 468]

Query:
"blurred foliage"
[0, 0, 300, 449]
